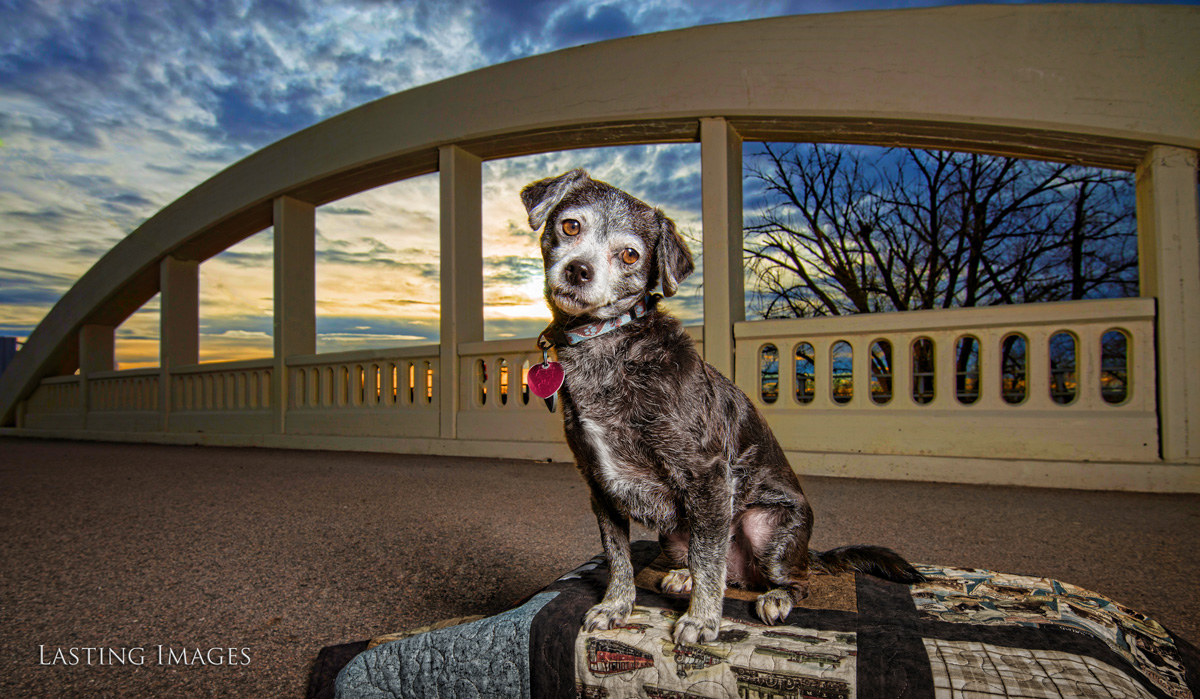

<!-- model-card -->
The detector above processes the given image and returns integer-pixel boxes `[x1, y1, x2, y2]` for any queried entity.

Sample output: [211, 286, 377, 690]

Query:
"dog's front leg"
[583, 496, 636, 632]
[673, 499, 730, 644]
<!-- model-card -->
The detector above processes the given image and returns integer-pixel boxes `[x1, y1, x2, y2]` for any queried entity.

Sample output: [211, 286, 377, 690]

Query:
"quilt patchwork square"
[575, 606, 857, 699]
[924, 638, 1155, 699]
[912, 566, 1192, 698]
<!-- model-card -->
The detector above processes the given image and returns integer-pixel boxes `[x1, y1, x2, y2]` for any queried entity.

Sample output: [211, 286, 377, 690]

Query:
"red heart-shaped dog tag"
[527, 361, 564, 399]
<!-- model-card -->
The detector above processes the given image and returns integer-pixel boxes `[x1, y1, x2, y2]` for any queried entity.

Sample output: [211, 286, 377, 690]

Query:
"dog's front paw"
[583, 601, 634, 632]
[671, 612, 720, 644]
[660, 569, 693, 595]
[755, 588, 797, 625]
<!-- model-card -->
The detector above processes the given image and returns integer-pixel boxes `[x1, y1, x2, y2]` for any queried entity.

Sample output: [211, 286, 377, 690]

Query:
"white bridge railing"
[733, 298, 1156, 463]
[8, 299, 1182, 489]
[457, 338, 563, 446]
[285, 346, 440, 439]
[21, 375, 81, 430]
[168, 359, 274, 434]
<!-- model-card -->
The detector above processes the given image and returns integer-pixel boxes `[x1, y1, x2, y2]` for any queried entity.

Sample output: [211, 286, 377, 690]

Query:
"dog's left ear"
[521, 169, 589, 231]
[655, 211, 694, 297]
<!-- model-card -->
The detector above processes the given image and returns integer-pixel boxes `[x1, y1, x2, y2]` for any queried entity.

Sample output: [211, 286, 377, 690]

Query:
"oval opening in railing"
[1001, 334, 1028, 405]
[476, 358, 487, 406]
[794, 343, 815, 405]
[521, 360, 531, 406]
[911, 338, 935, 405]
[869, 340, 892, 405]
[1049, 332, 1078, 405]
[760, 344, 779, 404]
[955, 336, 980, 405]
[1101, 329, 1130, 405]
[831, 341, 853, 405]
[498, 358, 509, 406]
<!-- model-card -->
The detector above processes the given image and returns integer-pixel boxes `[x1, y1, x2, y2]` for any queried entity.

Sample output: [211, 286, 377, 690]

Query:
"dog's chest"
[575, 413, 678, 528]
[560, 342, 682, 529]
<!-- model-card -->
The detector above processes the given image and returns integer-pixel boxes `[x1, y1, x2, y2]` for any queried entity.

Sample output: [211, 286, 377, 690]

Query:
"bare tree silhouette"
[744, 143, 1138, 320]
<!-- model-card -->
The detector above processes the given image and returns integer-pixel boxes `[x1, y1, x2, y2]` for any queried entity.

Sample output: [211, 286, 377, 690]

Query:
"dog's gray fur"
[522, 169, 923, 644]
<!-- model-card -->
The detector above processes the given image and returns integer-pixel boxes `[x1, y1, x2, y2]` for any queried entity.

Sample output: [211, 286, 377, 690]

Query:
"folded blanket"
[324, 541, 1199, 699]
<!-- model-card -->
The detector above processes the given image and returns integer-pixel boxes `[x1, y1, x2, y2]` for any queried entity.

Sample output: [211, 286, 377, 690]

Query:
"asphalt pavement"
[1, 437, 1196, 697]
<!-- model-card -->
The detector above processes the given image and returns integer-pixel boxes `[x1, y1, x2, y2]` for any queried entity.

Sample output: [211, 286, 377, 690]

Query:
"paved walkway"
[1, 438, 1196, 697]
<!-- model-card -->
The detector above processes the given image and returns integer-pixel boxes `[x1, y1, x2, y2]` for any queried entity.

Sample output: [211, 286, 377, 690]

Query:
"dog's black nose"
[565, 259, 593, 286]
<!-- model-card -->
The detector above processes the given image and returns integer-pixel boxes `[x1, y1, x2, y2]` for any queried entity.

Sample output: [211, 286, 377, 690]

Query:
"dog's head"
[521, 169, 694, 320]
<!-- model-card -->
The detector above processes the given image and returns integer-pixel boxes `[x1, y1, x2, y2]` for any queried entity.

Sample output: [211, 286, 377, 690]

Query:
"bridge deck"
[1, 437, 1196, 697]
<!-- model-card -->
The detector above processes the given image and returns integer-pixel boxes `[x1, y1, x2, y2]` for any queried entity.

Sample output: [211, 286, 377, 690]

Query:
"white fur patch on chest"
[580, 417, 633, 494]
[579, 417, 674, 528]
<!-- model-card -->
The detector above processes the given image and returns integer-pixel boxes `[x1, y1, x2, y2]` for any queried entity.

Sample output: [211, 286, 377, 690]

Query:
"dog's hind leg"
[658, 530, 693, 595]
[743, 502, 816, 626]
[583, 496, 637, 632]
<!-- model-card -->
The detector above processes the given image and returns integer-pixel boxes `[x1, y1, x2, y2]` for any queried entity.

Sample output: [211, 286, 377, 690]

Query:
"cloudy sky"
[0, 0, 1188, 368]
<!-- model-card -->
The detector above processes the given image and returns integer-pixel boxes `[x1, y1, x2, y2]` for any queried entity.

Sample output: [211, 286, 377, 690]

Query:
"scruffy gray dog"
[522, 169, 923, 644]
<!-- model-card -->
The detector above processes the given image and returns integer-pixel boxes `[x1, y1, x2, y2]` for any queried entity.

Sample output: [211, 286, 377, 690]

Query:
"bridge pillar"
[273, 196, 317, 433]
[159, 256, 199, 429]
[701, 117, 745, 380]
[438, 145, 484, 440]
[1136, 146, 1200, 463]
[78, 324, 114, 426]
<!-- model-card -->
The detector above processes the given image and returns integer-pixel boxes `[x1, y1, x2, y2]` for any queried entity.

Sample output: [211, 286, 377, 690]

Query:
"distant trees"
[743, 143, 1138, 320]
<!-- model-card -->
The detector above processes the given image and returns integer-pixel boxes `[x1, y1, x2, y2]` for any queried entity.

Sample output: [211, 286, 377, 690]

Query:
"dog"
[521, 169, 923, 644]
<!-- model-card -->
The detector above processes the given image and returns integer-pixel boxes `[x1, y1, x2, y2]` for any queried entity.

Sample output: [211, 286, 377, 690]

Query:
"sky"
[0, 0, 1191, 369]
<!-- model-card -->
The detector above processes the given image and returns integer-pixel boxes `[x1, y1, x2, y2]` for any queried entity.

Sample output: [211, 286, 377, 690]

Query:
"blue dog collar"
[538, 294, 660, 349]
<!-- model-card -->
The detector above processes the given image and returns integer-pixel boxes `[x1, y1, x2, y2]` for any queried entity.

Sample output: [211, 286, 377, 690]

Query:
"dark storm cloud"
[115, 327, 159, 342]
[104, 192, 156, 209]
[484, 255, 542, 285]
[145, 163, 194, 177]
[316, 249, 415, 268]
[315, 315, 436, 339]
[549, 4, 637, 43]
[0, 323, 35, 337]
[485, 317, 552, 341]
[0, 286, 67, 306]
[34, 239, 115, 264]
[617, 147, 702, 214]
[0, 267, 77, 306]
[211, 248, 275, 268]
[323, 206, 373, 216]
[212, 84, 322, 147]
[4, 209, 70, 225]
[199, 314, 273, 336]
[473, 0, 560, 61]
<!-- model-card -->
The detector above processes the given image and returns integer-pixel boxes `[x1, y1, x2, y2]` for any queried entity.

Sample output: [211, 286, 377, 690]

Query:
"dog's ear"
[521, 169, 589, 231]
[655, 211, 694, 297]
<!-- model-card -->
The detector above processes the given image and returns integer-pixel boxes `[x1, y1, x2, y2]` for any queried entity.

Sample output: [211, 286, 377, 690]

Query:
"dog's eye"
[621, 248, 640, 265]
[561, 219, 580, 236]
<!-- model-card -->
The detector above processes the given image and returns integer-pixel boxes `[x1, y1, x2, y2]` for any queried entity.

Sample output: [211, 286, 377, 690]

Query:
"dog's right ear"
[521, 169, 589, 231]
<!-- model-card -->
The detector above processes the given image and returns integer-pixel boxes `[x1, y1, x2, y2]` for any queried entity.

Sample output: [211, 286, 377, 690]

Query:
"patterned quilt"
[323, 541, 1199, 699]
